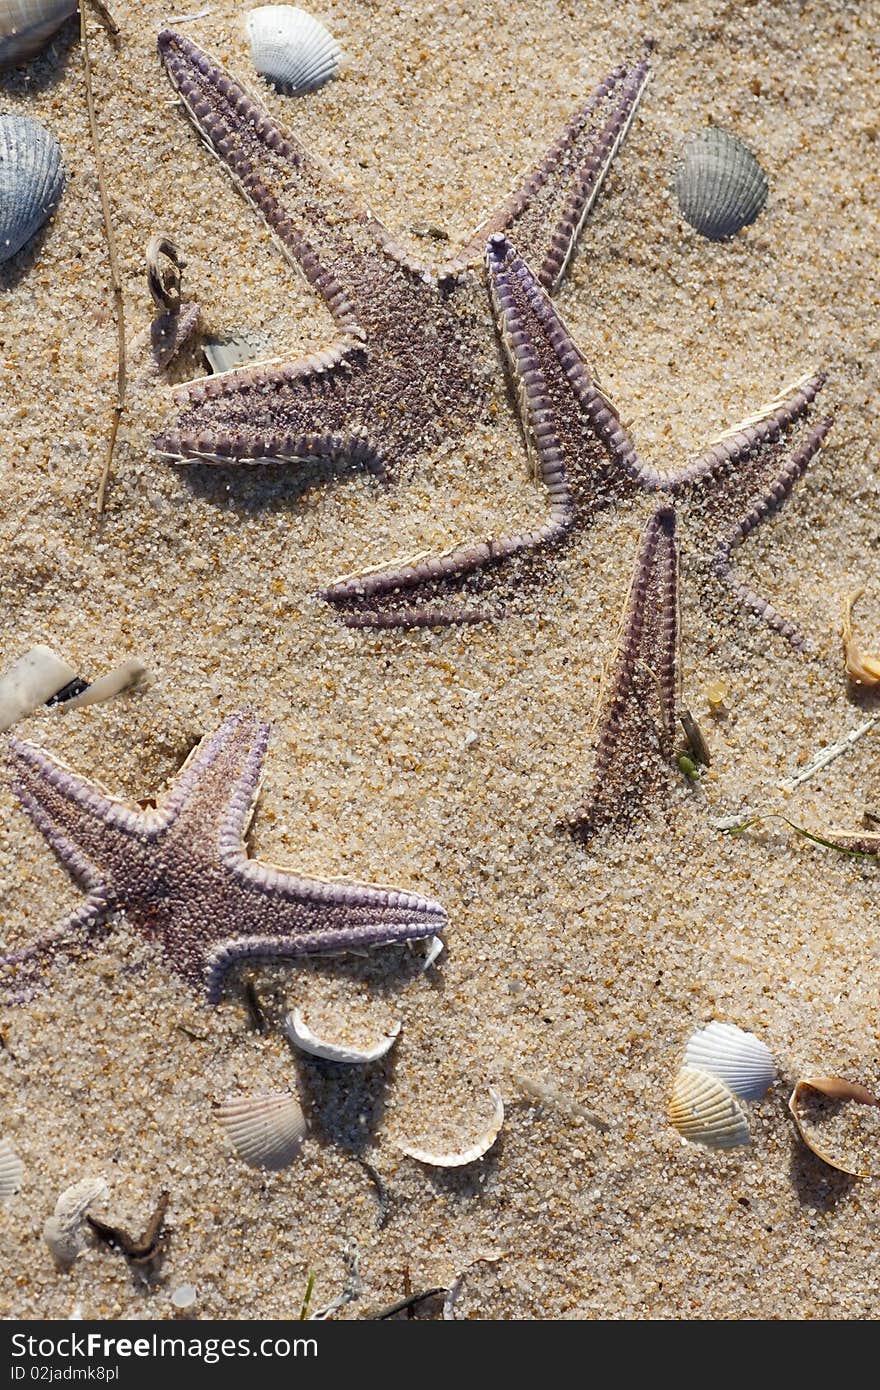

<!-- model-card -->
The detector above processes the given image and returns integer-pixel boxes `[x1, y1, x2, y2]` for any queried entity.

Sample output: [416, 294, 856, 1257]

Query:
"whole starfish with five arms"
[153, 29, 650, 478]
[0, 712, 446, 1006]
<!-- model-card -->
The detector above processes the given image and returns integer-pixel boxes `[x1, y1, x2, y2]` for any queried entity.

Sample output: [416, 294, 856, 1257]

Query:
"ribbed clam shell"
[217, 1091, 307, 1170]
[284, 1007, 401, 1063]
[0, 644, 76, 732]
[674, 127, 768, 241]
[0, 1139, 24, 1200]
[246, 5, 341, 95]
[0, 114, 65, 264]
[668, 1067, 751, 1150]
[396, 1089, 505, 1167]
[683, 1022, 776, 1101]
[0, 0, 76, 69]
[42, 1176, 108, 1266]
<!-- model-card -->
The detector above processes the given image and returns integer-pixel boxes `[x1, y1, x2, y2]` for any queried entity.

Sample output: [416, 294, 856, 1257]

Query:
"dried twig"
[370, 1288, 447, 1320]
[80, 1, 125, 517]
[779, 713, 880, 792]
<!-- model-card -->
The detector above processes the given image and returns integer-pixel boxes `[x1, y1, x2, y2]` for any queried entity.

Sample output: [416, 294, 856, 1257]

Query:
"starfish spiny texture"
[153, 30, 648, 479]
[326, 235, 832, 641]
[1, 712, 446, 1005]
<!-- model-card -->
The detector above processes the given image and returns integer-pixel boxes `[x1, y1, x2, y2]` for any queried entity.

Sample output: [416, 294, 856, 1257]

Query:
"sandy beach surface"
[1, 0, 879, 1319]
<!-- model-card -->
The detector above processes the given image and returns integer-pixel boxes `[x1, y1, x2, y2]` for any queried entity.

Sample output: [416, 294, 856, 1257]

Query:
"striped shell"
[0, 0, 76, 70]
[674, 127, 768, 241]
[684, 1021, 776, 1101]
[396, 1089, 505, 1168]
[668, 1066, 751, 1150]
[0, 113, 65, 264]
[283, 1007, 401, 1063]
[217, 1091, 307, 1169]
[245, 5, 341, 95]
[0, 1139, 24, 1200]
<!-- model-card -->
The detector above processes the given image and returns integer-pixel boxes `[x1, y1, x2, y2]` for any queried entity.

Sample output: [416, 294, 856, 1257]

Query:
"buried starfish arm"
[454, 56, 649, 290]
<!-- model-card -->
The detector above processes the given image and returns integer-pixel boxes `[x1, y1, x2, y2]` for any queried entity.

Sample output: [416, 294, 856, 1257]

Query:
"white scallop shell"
[245, 5, 341, 95]
[0, 113, 65, 264]
[674, 127, 768, 241]
[0, 644, 77, 732]
[683, 1021, 776, 1101]
[0, 1139, 24, 1200]
[284, 1007, 401, 1063]
[42, 1176, 108, 1266]
[0, 0, 76, 69]
[668, 1067, 751, 1150]
[57, 658, 148, 711]
[217, 1091, 307, 1169]
[396, 1088, 505, 1167]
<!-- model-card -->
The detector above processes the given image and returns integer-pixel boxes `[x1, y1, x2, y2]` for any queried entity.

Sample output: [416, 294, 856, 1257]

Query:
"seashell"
[0, 1139, 24, 1200]
[683, 1021, 776, 1101]
[245, 5, 341, 95]
[421, 934, 444, 971]
[42, 1176, 108, 1267]
[0, 114, 65, 264]
[216, 1090, 307, 1170]
[668, 1066, 751, 1150]
[0, 0, 77, 70]
[396, 1088, 504, 1167]
[56, 658, 148, 711]
[284, 1007, 401, 1063]
[674, 127, 768, 241]
[788, 1076, 880, 1178]
[0, 644, 77, 732]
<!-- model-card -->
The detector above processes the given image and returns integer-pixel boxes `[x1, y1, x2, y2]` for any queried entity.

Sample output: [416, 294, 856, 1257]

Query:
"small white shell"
[0, 0, 76, 70]
[42, 1176, 108, 1267]
[683, 1021, 776, 1101]
[0, 1139, 24, 1200]
[170, 1283, 198, 1311]
[396, 1088, 504, 1167]
[0, 113, 65, 264]
[57, 658, 148, 711]
[217, 1091, 307, 1169]
[284, 1007, 401, 1063]
[0, 644, 77, 732]
[245, 5, 341, 95]
[668, 1067, 751, 1150]
[674, 127, 768, 241]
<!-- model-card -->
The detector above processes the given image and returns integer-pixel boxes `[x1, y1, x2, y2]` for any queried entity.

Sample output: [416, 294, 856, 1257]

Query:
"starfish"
[153, 29, 649, 479]
[0, 712, 447, 1006]
[325, 234, 832, 642]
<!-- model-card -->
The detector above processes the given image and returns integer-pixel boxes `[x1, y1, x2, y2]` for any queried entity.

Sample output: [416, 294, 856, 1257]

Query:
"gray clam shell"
[0, 0, 77, 70]
[674, 127, 768, 241]
[0, 113, 65, 263]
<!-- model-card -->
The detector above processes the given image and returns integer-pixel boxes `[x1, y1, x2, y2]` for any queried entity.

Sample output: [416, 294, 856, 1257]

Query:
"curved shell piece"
[217, 1091, 307, 1170]
[683, 1021, 776, 1101]
[668, 1066, 751, 1150]
[57, 658, 148, 711]
[788, 1076, 880, 1178]
[0, 114, 65, 264]
[284, 1007, 401, 1064]
[674, 127, 768, 241]
[245, 5, 341, 95]
[0, 0, 77, 70]
[396, 1088, 504, 1167]
[0, 644, 76, 732]
[42, 1176, 108, 1267]
[0, 1139, 24, 1201]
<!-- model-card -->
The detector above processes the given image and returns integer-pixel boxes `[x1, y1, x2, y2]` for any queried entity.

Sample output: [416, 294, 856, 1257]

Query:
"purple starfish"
[153, 29, 648, 480]
[1, 712, 446, 1005]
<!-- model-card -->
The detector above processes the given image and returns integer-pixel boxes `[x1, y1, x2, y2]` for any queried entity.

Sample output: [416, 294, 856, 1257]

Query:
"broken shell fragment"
[202, 329, 274, 376]
[674, 127, 768, 241]
[56, 658, 148, 711]
[42, 1176, 108, 1267]
[0, 0, 77, 70]
[283, 1007, 401, 1064]
[668, 1067, 751, 1150]
[0, 1139, 24, 1200]
[396, 1088, 504, 1167]
[0, 645, 77, 732]
[146, 234, 184, 313]
[0, 113, 65, 264]
[788, 1076, 880, 1178]
[683, 1021, 776, 1102]
[842, 589, 880, 687]
[216, 1091, 307, 1170]
[245, 5, 341, 95]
